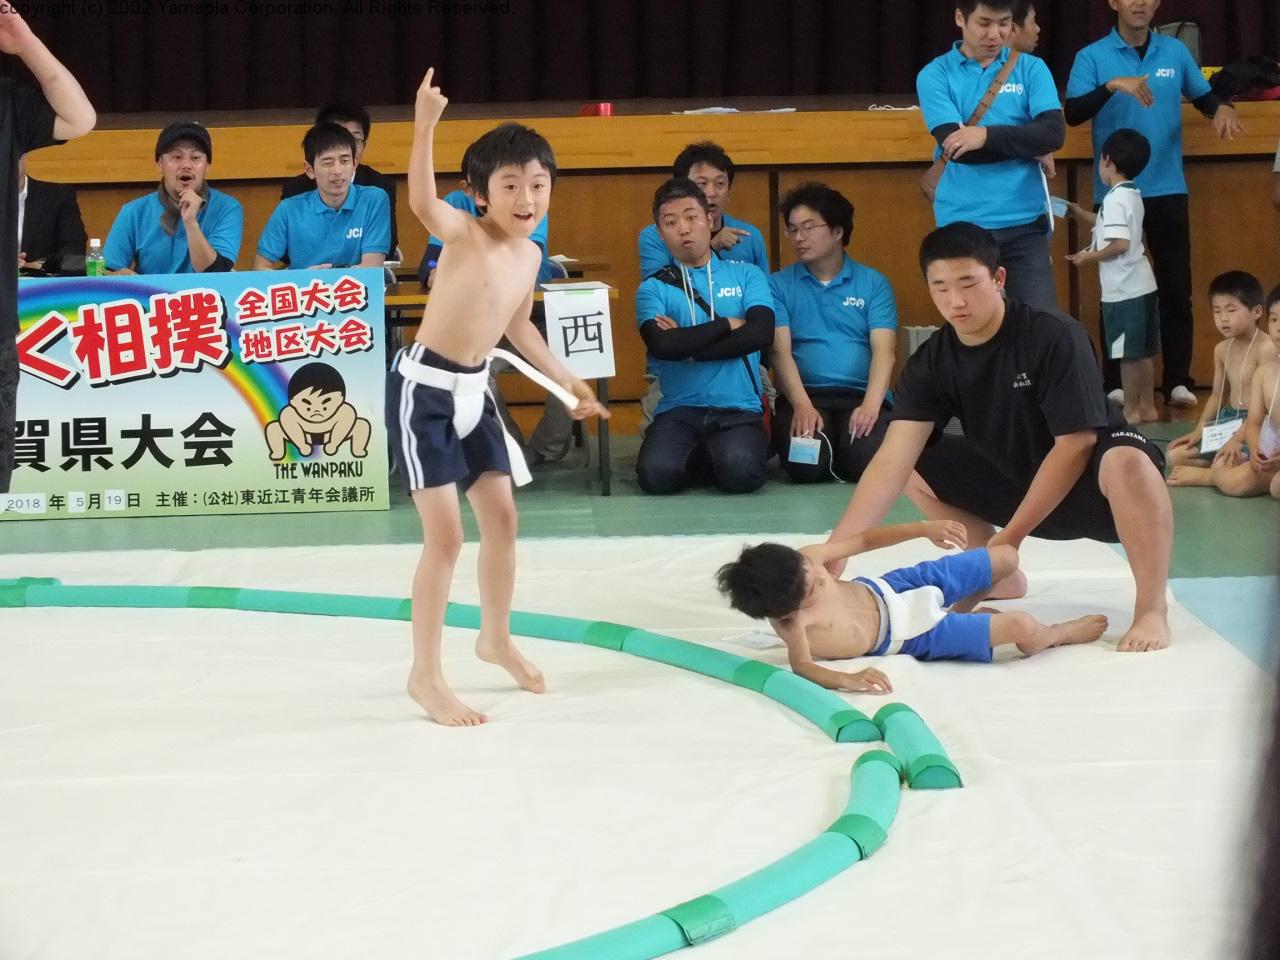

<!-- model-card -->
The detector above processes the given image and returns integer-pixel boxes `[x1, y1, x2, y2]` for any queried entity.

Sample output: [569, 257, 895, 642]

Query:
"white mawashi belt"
[397, 348, 580, 488]
[858, 576, 948, 656]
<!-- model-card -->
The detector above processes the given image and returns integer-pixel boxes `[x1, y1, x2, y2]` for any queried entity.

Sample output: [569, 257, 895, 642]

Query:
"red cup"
[579, 102, 614, 117]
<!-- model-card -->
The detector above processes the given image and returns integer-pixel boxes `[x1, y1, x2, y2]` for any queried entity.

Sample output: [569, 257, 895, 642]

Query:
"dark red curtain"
[6, 0, 1279, 113]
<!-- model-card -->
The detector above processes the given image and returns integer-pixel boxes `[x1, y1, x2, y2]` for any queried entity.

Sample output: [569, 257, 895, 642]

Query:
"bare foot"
[1139, 407, 1160, 423]
[1117, 611, 1171, 653]
[407, 672, 487, 726]
[1017, 614, 1109, 656]
[476, 634, 546, 694]
[1166, 465, 1213, 487]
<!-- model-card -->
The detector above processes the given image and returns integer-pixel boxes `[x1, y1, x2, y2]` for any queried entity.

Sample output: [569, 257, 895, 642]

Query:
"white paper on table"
[541, 280, 609, 291]
[670, 107, 797, 115]
[542, 286, 616, 380]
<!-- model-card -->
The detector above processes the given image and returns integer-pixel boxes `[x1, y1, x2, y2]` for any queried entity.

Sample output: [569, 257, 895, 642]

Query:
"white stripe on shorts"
[399, 364, 423, 489]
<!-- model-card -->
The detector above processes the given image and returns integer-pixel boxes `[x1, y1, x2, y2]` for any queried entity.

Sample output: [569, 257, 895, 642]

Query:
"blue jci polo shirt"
[638, 212, 769, 278]
[257, 182, 391, 269]
[1067, 28, 1211, 200]
[103, 187, 243, 274]
[635, 258, 773, 415]
[917, 44, 1062, 229]
[769, 256, 898, 392]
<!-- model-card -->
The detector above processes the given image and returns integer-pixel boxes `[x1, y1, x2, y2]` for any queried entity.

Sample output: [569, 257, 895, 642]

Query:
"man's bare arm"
[803, 519, 967, 566]
[830, 419, 934, 542]
[991, 431, 1096, 547]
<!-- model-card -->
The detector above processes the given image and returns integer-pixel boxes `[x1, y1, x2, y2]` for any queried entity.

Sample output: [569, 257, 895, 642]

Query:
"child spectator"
[1066, 128, 1159, 425]
[1204, 285, 1280, 498]
[1167, 271, 1278, 485]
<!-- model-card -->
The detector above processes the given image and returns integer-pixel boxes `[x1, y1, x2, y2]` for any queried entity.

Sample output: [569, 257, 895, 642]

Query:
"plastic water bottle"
[85, 238, 104, 277]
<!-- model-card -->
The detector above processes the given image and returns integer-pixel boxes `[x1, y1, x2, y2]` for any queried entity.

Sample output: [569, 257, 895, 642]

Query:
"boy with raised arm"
[717, 523, 1108, 693]
[395, 69, 607, 726]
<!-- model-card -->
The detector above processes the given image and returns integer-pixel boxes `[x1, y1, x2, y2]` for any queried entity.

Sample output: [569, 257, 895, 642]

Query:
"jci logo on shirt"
[1154, 68, 1176, 79]
[1012, 372, 1033, 389]
[999, 82, 1025, 94]
[717, 286, 743, 297]
[843, 297, 866, 309]
[346, 227, 364, 240]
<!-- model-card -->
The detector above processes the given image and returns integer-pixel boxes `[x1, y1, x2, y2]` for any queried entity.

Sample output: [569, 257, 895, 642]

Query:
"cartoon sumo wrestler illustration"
[265, 362, 371, 460]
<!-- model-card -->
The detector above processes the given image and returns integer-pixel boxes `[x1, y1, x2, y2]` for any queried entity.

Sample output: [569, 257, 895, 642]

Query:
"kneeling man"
[828, 222, 1171, 652]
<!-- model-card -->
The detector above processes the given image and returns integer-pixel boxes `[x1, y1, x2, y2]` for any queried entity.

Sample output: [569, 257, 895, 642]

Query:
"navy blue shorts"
[387, 344, 512, 491]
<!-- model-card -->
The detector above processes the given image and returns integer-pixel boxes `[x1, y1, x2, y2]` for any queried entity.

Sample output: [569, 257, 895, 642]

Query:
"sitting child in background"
[716, 522, 1109, 694]
[1065, 128, 1159, 425]
[1167, 271, 1278, 486]
[1211, 285, 1280, 499]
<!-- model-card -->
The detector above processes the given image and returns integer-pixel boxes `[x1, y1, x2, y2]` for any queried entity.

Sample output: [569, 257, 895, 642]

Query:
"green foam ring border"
[518, 749, 904, 959]
[873, 703, 963, 790]
[1, 580, 879, 744]
[2, 581, 951, 959]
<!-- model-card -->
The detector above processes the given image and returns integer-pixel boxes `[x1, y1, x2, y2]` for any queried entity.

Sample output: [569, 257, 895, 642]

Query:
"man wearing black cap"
[102, 121, 243, 275]
[1, 6, 95, 497]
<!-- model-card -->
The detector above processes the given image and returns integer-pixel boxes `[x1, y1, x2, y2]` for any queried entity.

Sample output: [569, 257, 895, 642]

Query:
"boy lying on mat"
[716, 521, 1107, 693]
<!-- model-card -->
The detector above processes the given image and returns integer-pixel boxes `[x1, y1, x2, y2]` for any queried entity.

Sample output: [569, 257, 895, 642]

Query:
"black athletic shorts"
[914, 426, 1166, 543]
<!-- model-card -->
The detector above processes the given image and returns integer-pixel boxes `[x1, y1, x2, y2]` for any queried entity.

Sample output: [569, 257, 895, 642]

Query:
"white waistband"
[397, 352, 489, 396]
[856, 578, 892, 654]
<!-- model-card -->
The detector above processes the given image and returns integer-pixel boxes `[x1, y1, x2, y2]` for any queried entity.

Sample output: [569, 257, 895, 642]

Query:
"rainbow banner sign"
[3, 269, 389, 521]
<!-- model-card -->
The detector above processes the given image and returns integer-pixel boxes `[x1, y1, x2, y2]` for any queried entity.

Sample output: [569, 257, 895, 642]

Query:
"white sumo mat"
[0, 535, 1271, 960]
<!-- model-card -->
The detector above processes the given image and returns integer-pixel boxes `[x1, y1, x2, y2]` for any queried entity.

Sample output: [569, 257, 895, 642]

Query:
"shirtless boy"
[393, 68, 607, 726]
[716, 520, 1108, 693]
[1214, 287, 1280, 499]
[1167, 271, 1277, 486]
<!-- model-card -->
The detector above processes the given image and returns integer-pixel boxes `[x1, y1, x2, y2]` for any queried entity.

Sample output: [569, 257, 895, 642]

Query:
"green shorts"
[1102, 292, 1160, 361]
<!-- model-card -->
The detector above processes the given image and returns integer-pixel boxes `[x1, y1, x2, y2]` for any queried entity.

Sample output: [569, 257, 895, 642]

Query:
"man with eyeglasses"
[768, 182, 897, 483]
[281, 101, 397, 259]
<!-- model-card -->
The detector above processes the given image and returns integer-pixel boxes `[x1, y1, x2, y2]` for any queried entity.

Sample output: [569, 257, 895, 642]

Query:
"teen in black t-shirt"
[829, 222, 1173, 654]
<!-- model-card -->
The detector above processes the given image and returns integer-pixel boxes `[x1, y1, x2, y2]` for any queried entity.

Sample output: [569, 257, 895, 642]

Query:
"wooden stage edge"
[26, 102, 1280, 185]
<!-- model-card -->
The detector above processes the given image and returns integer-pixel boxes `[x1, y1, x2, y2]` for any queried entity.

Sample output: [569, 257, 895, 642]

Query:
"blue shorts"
[860, 549, 995, 664]
[387, 343, 512, 491]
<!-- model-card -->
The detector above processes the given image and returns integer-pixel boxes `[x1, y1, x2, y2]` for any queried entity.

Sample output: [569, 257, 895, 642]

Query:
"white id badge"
[1201, 418, 1244, 455]
[788, 436, 821, 465]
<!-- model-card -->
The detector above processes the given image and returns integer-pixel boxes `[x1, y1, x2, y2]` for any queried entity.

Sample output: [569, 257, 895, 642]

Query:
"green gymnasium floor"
[4, 413, 1277, 669]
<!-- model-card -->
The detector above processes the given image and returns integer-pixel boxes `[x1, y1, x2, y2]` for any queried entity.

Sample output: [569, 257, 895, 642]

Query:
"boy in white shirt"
[1067, 129, 1159, 425]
